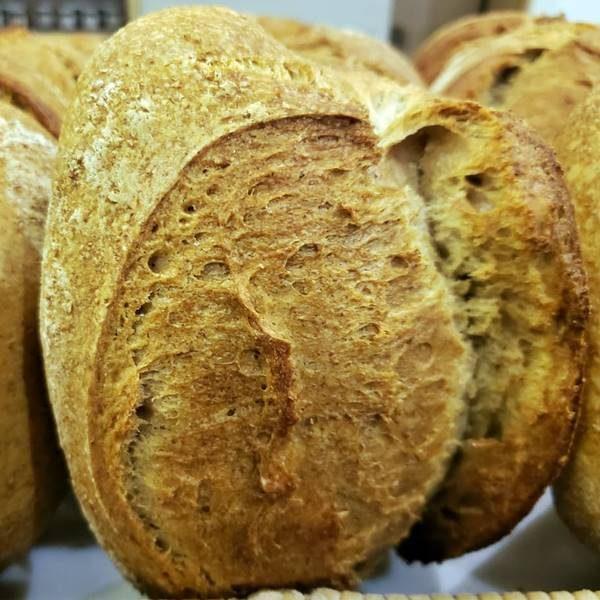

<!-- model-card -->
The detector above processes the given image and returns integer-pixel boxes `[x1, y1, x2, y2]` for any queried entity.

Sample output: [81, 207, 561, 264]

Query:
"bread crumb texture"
[376, 94, 587, 561]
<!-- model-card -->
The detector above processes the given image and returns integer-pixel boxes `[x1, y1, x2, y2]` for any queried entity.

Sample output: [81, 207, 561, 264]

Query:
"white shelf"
[2, 490, 599, 599]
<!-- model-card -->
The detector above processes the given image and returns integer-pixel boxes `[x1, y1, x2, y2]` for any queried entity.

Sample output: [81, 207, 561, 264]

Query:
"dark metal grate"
[0, 0, 125, 30]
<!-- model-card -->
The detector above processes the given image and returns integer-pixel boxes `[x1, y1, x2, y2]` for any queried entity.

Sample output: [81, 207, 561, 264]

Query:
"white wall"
[140, 0, 393, 40]
[528, 0, 600, 22]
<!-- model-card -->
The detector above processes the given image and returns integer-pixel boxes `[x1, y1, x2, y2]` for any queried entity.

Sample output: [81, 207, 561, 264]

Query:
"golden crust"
[414, 11, 532, 84]
[42, 7, 469, 596]
[395, 107, 588, 561]
[554, 89, 600, 553]
[258, 16, 423, 87]
[431, 21, 600, 148]
[0, 99, 64, 565]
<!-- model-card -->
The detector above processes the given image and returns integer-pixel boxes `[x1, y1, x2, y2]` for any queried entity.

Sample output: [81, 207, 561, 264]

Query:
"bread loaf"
[41, 6, 587, 595]
[414, 11, 531, 84]
[553, 89, 600, 553]
[42, 8, 473, 595]
[0, 99, 64, 565]
[0, 27, 101, 136]
[37, 32, 106, 82]
[430, 21, 600, 148]
[0, 27, 74, 136]
[258, 16, 423, 87]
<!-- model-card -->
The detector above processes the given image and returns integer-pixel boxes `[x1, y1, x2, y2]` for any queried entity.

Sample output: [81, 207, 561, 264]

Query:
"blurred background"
[1, 0, 600, 44]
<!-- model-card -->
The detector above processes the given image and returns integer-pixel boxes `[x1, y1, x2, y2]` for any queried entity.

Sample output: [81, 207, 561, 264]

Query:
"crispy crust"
[414, 11, 531, 84]
[0, 100, 64, 564]
[430, 21, 600, 148]
[258, 16, 423, 87]
[554, 90, 600, 553]
[41, 8, 470, 597]
[378, 98, 588, 561]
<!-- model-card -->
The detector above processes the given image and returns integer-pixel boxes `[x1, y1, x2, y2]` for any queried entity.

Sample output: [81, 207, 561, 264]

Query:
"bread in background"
[0, 100, 64, 566]
[414, 11, 532, 84]
[429, 20, 600, 148]
[258, 15, 423, 87]
[0, 27, 104, 136]
[37, 32, 106, 82]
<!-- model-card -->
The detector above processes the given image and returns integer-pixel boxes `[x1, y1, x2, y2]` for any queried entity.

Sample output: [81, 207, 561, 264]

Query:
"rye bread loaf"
[41, 8, 472, 596]
[257, 16, 423, 87]
[414, 11, 532, 84]
[430, 21, 600, 148]
[41, 6, 587, 595]
[0, 99, 64, 565]
[553, 89, 600, 553]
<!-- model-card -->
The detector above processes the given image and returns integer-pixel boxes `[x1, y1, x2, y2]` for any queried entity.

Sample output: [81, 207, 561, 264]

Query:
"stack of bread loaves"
[0, 26, 101, 566]
[35, 6, 594, 598]
[414, 12, 600, 560]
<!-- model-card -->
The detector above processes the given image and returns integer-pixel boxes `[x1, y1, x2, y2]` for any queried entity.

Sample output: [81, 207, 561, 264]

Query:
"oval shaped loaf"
[553, 89, 600, 552]
[0, 100, 64, 565]
[41, 7, 471, 596]
[430, 20, 600, 148]
[257, 16, 423, 87]
[41, 6, 588, 594]
[414, 11, 533, 84]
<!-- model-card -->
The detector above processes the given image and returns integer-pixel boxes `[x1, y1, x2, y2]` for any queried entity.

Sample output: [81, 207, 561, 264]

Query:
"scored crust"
[41, 8, 470, 597]
[414, 10, 532, 84]
[258, 16, 423, 87]
[368, 88, 588, 562]
[0, 99, 64, 565]
[553, 90, 600, 553]
[430, 21, 600, 148]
